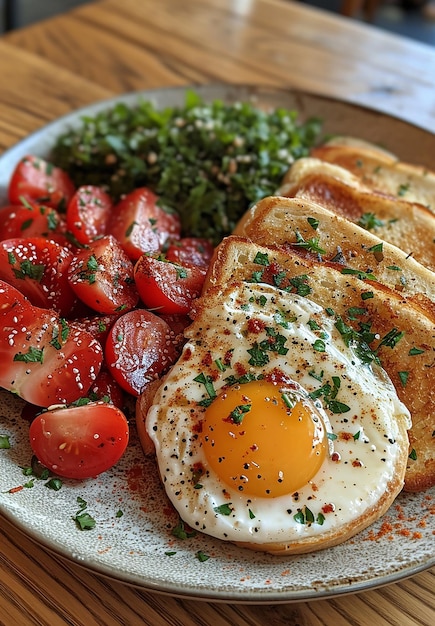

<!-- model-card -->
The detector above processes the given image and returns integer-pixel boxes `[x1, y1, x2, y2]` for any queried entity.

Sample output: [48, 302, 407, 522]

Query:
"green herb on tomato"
[51, 90, 322, 244]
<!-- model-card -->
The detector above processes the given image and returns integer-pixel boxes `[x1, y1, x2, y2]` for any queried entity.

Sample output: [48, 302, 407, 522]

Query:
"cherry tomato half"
[0, 280, 103, 407]
[0, 201, 66, 242]
[0, 237, 77, 316]
[134, 255, 205, 315]
[165, 237, 214, 269]
[105, 309, 177, 396]
[29, 401, 129, 479]
[66, 185, 113, 245]
[108, 187, 181, 261]
[8, 155, 75, 211]
[67, 235, 139, 314]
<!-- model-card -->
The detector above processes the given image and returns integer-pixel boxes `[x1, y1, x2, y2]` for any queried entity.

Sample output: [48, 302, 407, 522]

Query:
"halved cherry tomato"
[29, 401, 129, 479]
[66, 185, 113, 245]
[0, 237, 77, 316]
[73, 312, 122, 344]
[87, 369, 125, 409]
[0, 280, 103, 407]
[8, 155, 75, 211]
[107, 187, 181, 261]
[134, 255, 205, 315]
[105, 309, 177, 396]
[0, 201, 66, 243]
[165, 237, 214, 269]
[67, 235, 139, 314]
[159, 313, 190, 354]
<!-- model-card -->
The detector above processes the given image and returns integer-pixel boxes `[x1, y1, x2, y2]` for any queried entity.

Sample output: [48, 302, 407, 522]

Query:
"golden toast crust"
[278, 158, 435, 271]
[310, 143, 435, 212]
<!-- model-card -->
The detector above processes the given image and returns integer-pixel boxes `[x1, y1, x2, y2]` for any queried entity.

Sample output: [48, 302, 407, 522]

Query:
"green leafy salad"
[51, 90, 322, 244]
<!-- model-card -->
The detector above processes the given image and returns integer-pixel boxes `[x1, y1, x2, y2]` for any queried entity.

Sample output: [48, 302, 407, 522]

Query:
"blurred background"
[0, 0, 434, 44]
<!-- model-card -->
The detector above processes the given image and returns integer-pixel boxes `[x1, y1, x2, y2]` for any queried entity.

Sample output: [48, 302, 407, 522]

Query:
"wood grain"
[0, 1, 434, 625]
[1, 514, 434, 626]
[3, 0, 435, 132]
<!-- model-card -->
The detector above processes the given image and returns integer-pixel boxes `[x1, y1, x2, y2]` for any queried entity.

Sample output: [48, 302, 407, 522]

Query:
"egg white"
[147, 281, 411, 547]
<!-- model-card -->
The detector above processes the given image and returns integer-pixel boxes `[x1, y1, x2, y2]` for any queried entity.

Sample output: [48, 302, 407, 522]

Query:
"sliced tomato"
[29, 401, 129, 479]
[8, 155, 75, 212]
[67, 235, 139, 314]
[107, 187, 181, 261]
[105, 309, 177, 396]
[0, 280, 103, 407]
[87, 369, 125, 408]
[165, 237, 214, 269]
[0, 201, 66, 243]
[73, 312, 121, 344]
[66, 185, 113, 245]
[159, 313, 190, 354]
[134, 255, 205, 315]
[0, 237, 77, 316]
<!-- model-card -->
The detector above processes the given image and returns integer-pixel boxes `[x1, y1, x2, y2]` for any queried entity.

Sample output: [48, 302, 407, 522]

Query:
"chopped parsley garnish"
[247, 342, 270, 367]
[229, 404, 251, 424]
[398, 183, 410, 197]
[309, 376, 350, 414]
[45, 478, 63, 491]
[172, 517, 197, 540]
[13, 346, 44, 363]
[51, 90, 321, 244]
[307, 217, 319, 230]
[73, 497, 96, 531]
[312, 339, 326, 352]
[293, 506, 317, 525]
[398, 371, 409, 387]
[196, 550, 210, 562]
[357, 212, 385, 231]
[0, 434, 11, 449]
[293, 231, 326, 255]
[194, 372, 217, 406]
[377, 328, 405, 350]
[260, 327, 289, 355]
[50, 318, 69, 350]
[11, 258, 45, 282]
[214, 503, 233, 516]
[408, 448, 417, 461]
[341, 267, 377, 281]
[288, 274, 311, 296]
[409, 346, 425, 356]
[253, 251, 270, 266]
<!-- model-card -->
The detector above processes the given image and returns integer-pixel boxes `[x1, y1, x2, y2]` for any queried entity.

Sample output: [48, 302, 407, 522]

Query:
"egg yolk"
[200, 379, 327, 498]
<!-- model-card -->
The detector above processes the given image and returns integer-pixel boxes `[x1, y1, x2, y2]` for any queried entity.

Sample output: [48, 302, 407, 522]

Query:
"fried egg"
[146, 281, 411, 553]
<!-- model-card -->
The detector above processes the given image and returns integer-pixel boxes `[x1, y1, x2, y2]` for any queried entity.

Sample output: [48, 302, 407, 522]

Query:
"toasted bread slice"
[204, 235, 435, 493]
[310, 141, 435, 212]
[234, 195, 435, 320]
[277, 158, 435, 271]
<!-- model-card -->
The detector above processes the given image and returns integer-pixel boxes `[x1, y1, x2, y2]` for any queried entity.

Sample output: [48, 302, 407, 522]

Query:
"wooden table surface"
[0, 1, 434, 624]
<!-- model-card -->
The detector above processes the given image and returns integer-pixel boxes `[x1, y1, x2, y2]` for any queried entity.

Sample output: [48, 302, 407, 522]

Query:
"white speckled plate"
[0, 85, 434, 603]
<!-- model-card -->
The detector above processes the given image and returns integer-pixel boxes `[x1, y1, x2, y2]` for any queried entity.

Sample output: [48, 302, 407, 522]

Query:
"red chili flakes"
[364, 496, 432, 543]
[201, 351, 212, 367]
[192, 420, 203, 433]
[322, 503, 335, 514]
[247, 318, 266, 334]
[234, 362, 248, 377]
[352, 459, 363, 468]
[7, 485, 24, 494]
[182, 347, 192, 360]
[339, 431, 353, 441]
[223, 350, 233, 366]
